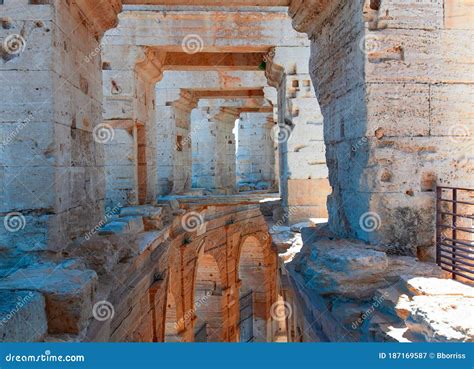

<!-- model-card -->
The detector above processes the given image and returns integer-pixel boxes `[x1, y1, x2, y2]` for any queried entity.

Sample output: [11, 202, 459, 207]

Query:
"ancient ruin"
[0, 0, 473, 343]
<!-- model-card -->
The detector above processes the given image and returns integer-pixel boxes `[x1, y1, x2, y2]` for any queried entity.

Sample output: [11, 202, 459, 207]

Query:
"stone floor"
[269, 220, 474, 342]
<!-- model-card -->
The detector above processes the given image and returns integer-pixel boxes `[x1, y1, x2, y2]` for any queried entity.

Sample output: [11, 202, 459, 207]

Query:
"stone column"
[236, 112, 275, 191]
[290, 0, 474, 257]
[102, 46, 163, 207]
[0, 0, 120, 251]
[266, 46, 330, 224]
[155, 90, 196, 195]
[191, 107, 238, 194]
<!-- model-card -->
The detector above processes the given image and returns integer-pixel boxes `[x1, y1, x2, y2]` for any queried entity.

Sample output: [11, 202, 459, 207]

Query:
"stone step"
[119, 206, 163, 220]
[365, 311, 409, 342]
[98, 216, 144, 235]
[0, 264, 97, 335]
[0, 290, 47, 342]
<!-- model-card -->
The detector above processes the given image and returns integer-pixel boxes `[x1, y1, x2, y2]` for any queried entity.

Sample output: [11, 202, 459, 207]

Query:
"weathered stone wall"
[102, 45, 161, 206]
[0, 202, 278, 343]
[236, 112, 276, 190]
[191, 107, 237, 193]
[154, 71, 268, 195]
[302, 0, 473, 256]
[1, 0, 112, 251]
[266, 46, 330, 222]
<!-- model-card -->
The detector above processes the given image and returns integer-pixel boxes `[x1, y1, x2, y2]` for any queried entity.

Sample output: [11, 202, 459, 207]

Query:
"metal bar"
[441, 237, 474, 248]
[441, 255, 474, 274]
[439, 253, 474, 268]
[437, 198, 474, 206]
[436, 186, 474, 191]
[436, 224, 474, 234]
[440, 267, 474, 282]
[453, 188, 457, 280]
[436, 186, 442, 265]
[439, 211, 474, 220]
[439, 245, 474, 260]
[435, 186, 474, 282]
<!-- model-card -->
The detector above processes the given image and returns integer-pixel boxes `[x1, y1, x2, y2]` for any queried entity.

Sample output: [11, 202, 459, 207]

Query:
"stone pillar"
[266, 46, 330, 223]
[236, 112, 276, 191]
[191, 107, 238, 194]
[155, 89, 196, 195]
[0, 0, 120, 251]
[290, 0, 474, 257]
[101, 46, 163, 207]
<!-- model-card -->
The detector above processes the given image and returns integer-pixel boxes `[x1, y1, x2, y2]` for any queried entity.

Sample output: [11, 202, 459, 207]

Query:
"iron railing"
[436, 186, 474, 282]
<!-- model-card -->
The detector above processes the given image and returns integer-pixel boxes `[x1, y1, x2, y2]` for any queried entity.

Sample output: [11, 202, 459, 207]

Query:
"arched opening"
[236, 112, 276, 192]
[238, 236, 268, 342]
[164, 292, 182, 342]
[193, 253, 224, 342]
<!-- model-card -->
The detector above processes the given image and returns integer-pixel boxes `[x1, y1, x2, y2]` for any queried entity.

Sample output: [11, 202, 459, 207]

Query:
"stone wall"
[191, 107, 237, 193]
[266, 46, 330, 223]
[0, 0, 115, 251]
[298, 0, 474, 256]
[236, 112, 276, 190]
[0, 202, 278, 343]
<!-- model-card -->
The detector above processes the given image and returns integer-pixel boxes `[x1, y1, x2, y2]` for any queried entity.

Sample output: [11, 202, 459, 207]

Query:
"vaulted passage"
[0, 0, 472, 343]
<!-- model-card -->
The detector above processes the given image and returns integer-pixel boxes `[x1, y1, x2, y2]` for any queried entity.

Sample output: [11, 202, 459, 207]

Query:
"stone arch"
[237, 233, 275, 342]
[164, 291, 182, 342]
[192, 252, 224, 342]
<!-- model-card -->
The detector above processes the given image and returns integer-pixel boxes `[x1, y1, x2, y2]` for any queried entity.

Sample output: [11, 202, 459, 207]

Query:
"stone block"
[0, 290, 47, 342]
[0, 265, 97, 334]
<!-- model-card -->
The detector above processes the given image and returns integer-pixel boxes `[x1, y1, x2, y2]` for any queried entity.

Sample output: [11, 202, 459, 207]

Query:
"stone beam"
[163, 52, 266, 71]
[103, 9, 309, 51]
[123, 0, 290, 6]
[197, 98, 271, 109]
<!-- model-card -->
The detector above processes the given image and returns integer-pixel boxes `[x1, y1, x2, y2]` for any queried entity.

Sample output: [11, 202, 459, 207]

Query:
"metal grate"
[436, 186, 474, 282]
